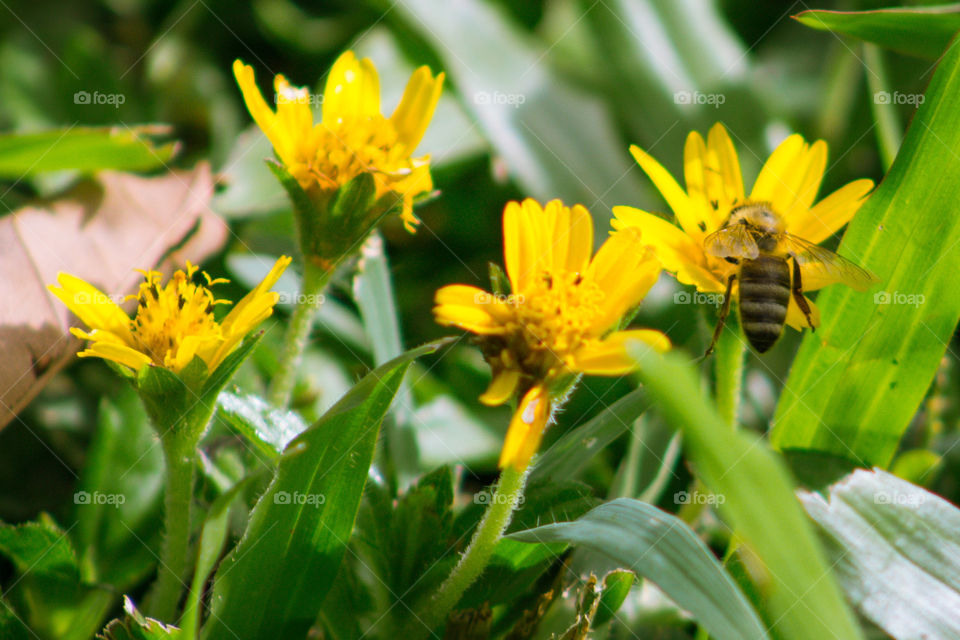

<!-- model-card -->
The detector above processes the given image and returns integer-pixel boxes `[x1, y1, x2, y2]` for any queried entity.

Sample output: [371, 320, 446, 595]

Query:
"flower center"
[505, 270, 605, 378]
[129, 266, 228, 370]
[309, 117, 412, 191]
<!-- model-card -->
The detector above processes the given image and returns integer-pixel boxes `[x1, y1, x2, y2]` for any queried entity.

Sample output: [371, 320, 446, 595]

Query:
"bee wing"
[704, 225, 759, 260]
[781, 234, 879, 291]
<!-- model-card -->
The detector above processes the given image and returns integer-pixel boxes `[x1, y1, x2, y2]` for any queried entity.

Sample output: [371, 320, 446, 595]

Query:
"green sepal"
[267, 160, 387, 268]
[488, 261, 510, 297]
[200, 333, 263, 405]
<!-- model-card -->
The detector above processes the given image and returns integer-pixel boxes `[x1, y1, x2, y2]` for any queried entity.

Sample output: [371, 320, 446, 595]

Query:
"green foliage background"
[1, 0, 960, 639]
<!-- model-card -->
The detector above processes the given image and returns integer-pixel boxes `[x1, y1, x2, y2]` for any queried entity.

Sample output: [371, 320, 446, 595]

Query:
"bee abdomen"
[739, 256, 790, 353]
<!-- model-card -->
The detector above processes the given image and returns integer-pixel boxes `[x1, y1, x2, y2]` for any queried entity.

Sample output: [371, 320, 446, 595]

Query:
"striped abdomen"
[739, 255, 790, 353]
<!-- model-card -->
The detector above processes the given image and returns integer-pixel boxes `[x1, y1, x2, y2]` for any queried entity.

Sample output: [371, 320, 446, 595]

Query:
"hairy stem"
[268, 263, 331, 407]
[406, 465, 528, 637]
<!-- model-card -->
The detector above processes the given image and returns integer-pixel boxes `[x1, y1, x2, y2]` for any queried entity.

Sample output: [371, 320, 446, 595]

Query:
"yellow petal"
[499, 385, 550, 471]
[707, 123, 745, 217]
[390, 67, 444, 152]
[435, 284, 512, 322]
[784, 295, 820, 331]
[220, 256, 291, 337]
[790, 179, 874, 244]
[48, 273, 133, 342]
[273, 75, 315, 160]
[629, 144, 705, 236]
[79, 341, 151, 371]
[566, 204, 593, 274]
[479, 370, 521, 406]
[503, 199, 538, 294]
[571, 329, 670, 375]
[233, 60, 284, 154]
[750, 134, 806, 213]
[585, 228, 661, 335]
[612, 206, 726, 293]
[750, 134, 820, 215]
[322, 51, 382, 124]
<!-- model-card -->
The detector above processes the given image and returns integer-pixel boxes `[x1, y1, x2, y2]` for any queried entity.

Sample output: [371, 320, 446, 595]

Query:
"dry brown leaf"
[0, 163, 227, 429]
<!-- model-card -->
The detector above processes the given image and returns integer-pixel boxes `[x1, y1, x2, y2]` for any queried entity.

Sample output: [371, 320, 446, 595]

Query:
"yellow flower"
[49, 257, 291, 375]
[434, 199, 669, 470]
[233, 52, 444, 232]
[613, 123, 874, 330]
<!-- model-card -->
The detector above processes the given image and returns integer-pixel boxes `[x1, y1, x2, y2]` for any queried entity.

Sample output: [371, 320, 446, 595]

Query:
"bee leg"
[705, 274, 736, 357]
[791, 257, 815, 331]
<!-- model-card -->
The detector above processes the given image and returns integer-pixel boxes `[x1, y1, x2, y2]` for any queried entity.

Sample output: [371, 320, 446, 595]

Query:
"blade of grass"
[771, 32, 960, 468]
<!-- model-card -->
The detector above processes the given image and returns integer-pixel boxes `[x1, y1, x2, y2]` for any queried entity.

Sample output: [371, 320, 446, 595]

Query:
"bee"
[704, 203, 877, 354]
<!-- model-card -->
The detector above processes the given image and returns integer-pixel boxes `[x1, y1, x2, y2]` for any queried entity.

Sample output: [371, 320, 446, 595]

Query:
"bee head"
[728, 203, 782, 233]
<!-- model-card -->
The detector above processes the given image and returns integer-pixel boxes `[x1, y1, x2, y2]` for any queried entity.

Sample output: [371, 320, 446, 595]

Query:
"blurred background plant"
[1, 0, 959, 638]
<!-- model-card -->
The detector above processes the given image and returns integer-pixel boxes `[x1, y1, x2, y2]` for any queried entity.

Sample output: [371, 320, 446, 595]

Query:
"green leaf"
[181, 473, 264, 640]
[793, 5, 960, 60]
[531, 387, 650, 484]
[0, 521, 79, 582]
[0, 126, 176, 177]
[73, 388, 164, 590]
[770, 26, 960, 467]
[353, 231, 419, 482]
[0, 603, 32, 640]
[632, 348, 864, 640]
[509, 499, 768, 640]
[354, 466, 455, 620]
[201, 340, 449, 640]
[216, 391, 308, 460]
[594, 570, 633, 628]
[99, 596, 181, 640]
[800, 469, 960, 640]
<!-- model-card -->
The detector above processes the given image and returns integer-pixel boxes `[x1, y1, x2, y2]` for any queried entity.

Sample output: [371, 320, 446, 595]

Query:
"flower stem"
[406, 465, 528, 638]
[714, 311, 745, 428]
[145, 434, 197, 622]
[268, 262, 331, 408]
